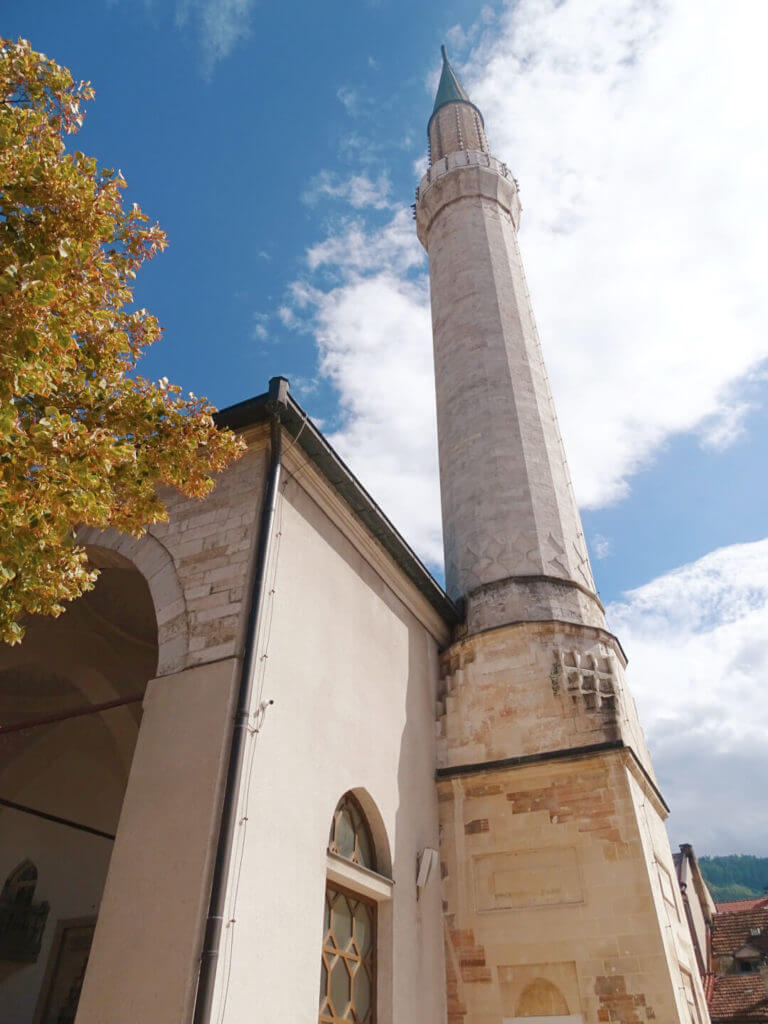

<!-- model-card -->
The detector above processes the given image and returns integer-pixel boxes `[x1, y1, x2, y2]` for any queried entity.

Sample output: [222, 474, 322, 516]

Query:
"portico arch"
[76, 526, 189, 676]
[0, 545, 161, 1021]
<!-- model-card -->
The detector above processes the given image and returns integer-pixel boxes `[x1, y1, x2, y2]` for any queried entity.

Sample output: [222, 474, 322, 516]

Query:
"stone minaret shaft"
[417, 49, 711, 1024]
[418, 48, 599, 636]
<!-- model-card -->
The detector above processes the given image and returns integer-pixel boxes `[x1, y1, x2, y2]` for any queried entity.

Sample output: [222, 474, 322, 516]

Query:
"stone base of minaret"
[435, 623, 709, 1024]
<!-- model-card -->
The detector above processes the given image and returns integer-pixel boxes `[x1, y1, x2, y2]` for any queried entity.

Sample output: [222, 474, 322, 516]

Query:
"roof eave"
[216, 387, 460, 628]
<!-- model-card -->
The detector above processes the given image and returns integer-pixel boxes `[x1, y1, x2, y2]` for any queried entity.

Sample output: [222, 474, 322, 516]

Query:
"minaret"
[417, 48, 710, 1024]
[420, 45, 599, 637]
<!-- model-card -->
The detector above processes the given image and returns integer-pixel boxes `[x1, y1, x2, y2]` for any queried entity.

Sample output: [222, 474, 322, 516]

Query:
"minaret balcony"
[415, 149, 521, 246]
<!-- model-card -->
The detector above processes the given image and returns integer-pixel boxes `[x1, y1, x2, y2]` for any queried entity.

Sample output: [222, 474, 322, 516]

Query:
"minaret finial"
[431, 44, 473, 117]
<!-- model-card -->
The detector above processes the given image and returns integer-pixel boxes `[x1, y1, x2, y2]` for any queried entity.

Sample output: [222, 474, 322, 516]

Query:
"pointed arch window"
[319, 793, 391, 1024]
[328, 793, 376, 870]
[0, 859, 50, 962]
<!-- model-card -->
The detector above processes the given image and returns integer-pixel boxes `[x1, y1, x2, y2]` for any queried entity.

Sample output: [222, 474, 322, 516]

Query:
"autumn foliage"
[0, 38, 243, 643]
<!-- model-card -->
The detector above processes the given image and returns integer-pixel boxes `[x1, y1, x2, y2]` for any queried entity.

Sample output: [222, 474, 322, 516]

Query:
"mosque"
[0, 49, 710, 1024]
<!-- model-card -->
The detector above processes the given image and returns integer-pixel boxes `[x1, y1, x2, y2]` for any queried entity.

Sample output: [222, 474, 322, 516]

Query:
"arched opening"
[515, 977, 570, 1016]
[0, 557, 158, 1022]
[320, 792, 392, 1024]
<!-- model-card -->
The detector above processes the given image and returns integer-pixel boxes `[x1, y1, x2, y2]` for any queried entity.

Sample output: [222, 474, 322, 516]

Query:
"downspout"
[192, 375, 288, 1024]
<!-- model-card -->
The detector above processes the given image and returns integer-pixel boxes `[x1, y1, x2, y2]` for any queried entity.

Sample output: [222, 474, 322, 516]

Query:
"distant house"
[708, 894, 768, 1022]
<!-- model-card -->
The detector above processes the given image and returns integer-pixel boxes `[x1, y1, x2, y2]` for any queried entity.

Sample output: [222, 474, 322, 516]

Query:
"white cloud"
[607, 538, 768, 853]
[337, 85, 366, 117]
[306, 207, 423, 277]
[313, 272, 443, 565]
[252, 312, 269, 341]
[176, 0, 254, 68]
[277, 305, 297, 328]
[290, 375, 320, 399]
[286, 209, 441, 563]
[463, 0, 768, 507]
[302, 171, 394, 210]
[591, 533, 613, 560]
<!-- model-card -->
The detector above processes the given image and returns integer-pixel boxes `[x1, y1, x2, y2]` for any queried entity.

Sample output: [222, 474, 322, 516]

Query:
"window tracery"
[320, 794, 378, 1022]
[328, 793, 375, 871]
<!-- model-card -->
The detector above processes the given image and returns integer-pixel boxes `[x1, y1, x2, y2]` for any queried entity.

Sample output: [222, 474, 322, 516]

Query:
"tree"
[0, 38, 244, 643]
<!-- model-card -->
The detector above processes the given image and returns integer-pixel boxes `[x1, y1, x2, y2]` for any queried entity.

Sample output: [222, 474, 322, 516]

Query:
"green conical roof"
[432, 45, 472, 114]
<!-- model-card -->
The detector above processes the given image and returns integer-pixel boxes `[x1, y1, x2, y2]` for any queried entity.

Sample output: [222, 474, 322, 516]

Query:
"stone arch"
[516, 978, 570, 1016]
[76, 526, 188, 677]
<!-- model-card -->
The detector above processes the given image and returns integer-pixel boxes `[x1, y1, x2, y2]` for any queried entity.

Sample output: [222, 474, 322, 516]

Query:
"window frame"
[320, 881, 378, 1024]
[320, 793, 393, 1024]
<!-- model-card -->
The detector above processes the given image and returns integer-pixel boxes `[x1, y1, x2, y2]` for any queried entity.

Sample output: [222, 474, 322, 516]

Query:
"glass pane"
[335, 809, 355, 859]
[329, 955, 351, 1017]
[355, 824, 374, 869]
[324, 893, 331, 936]
[353, 965, 372, 1020]
[353, 903, 372, 956]
[331, 894, 353, 948]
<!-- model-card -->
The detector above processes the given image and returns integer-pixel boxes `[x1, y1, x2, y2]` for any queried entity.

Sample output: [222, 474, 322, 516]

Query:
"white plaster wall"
[208, 465, 447, 1024]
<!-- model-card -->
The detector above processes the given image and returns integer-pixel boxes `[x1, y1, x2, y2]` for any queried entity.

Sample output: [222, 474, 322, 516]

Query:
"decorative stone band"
[461, 574, 606, 636]
[442, 619, 628, 673]
[434, 739, 671, 819]
[415, 149, 521, 245]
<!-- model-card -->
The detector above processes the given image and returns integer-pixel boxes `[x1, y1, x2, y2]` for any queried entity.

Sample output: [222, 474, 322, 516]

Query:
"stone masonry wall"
[436, 620, 654, 778]
[79, 424, 269, 675]
[438, 752, 688, 1024]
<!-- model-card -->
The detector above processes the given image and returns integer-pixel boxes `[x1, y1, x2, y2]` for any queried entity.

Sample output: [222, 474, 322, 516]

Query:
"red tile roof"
[710, 975, 768, 1022]
[718, 898, 768, 915]
[712, 906, 768, 959]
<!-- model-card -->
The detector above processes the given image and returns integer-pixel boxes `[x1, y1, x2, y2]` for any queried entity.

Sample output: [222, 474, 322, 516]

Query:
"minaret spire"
[432, 45, 472, 113]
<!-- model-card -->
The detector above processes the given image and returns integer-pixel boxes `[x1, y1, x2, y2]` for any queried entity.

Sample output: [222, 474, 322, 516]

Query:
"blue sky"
[9, 0, 768, 855]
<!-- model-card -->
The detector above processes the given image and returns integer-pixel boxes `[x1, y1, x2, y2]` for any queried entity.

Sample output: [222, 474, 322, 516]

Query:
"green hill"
[698, 855, 768, 902]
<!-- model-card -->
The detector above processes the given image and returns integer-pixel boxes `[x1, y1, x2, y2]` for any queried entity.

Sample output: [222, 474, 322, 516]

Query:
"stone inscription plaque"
[474, 847, 582, 912]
